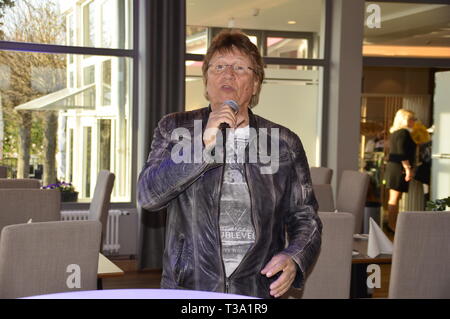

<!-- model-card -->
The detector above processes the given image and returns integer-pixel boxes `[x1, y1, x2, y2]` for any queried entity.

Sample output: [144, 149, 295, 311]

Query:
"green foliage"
[426, 197, 450, 211]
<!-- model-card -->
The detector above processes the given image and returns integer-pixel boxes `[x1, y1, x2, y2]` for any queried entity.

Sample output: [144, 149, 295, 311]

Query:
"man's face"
[205, 48, 259, 111]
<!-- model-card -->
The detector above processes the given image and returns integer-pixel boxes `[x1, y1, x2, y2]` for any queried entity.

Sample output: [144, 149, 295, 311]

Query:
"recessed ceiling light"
[288, 20, 296, 25]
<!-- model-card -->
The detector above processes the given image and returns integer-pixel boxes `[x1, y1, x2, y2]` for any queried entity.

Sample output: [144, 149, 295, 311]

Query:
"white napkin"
[367, 217, 393, 258]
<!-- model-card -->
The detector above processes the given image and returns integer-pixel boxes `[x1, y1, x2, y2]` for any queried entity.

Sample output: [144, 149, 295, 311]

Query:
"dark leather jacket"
[138, 106, 322, 298]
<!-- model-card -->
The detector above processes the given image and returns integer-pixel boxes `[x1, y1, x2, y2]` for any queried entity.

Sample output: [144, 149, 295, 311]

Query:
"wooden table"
[351, 237, 392, 298]
[352, 237, 392, 264]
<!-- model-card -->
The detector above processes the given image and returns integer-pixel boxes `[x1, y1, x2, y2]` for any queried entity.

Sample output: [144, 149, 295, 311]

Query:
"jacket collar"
[203, 104, 259, 132]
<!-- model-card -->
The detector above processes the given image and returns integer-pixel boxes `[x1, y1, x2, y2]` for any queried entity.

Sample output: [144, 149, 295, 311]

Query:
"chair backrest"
[88, 170, 115, 249]
[0, 178, 41, 189]
[0, 189, 61, 232]
[312, 184, 335, 212]
[0, 167, 7, 178]
[336, 170, 370, 234]
[285, 212, 354, 299]
[310, 167, 333, 185]
[389, 211, 450, 299]
[0, 220, 101, 298]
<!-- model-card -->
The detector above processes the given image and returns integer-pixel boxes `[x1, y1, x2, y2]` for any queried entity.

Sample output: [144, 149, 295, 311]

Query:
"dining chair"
[0, 178, 41, 189]
[335, 170, 370, 234]
[0, 220, 101, 299]
[312, 184, 335, 212]
[310, 167, 333, 185]
[389, 211, 450, 298]
[0, 166, 7, 178]
[88, 170, 115, 252]
[285, 212, 354, 299]
[0, 189, 60, 232]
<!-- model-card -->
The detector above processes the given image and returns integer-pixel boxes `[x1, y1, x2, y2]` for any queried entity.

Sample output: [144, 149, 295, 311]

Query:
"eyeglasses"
[208, 63, 256, 76]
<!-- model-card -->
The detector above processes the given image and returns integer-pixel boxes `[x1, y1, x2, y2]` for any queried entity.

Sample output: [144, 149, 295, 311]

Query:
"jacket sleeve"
[137, 114, 219, 211]
[281, 133, 322, 288]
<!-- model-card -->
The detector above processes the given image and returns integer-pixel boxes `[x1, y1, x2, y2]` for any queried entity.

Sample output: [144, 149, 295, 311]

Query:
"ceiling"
[187, 0, 450, 47]
[186, 0, 323, 33]
[364, 2, 450, 46]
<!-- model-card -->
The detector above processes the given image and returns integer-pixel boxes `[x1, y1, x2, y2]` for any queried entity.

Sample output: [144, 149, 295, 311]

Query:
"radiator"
[61, 209, 128, 254]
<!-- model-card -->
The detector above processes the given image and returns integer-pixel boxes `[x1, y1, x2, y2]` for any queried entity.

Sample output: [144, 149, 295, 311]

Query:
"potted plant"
[426, 197, 450, 211]
[42, 181, 78, 202]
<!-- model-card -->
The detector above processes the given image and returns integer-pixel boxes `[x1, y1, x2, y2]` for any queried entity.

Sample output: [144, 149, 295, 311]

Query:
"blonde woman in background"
[384, 109, 417, 232]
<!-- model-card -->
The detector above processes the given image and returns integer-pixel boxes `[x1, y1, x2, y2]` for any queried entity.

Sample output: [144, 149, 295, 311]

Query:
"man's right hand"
[203, 103, 237, 148]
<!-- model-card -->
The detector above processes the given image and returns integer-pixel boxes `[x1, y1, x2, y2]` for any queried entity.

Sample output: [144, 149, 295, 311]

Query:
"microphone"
[219, 100, 240, 131]
[218, 100, 240, 162]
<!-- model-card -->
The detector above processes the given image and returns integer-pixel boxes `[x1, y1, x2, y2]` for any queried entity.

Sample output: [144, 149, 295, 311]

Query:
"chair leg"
[387, 204, 399, 232]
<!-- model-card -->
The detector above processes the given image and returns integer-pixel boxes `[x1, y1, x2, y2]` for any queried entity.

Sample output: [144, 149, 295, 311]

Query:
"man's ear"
[253, 78, 259, 95]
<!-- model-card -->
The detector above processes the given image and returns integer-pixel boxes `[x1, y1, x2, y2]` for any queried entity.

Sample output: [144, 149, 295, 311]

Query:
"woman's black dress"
[384, 128, 416, 192]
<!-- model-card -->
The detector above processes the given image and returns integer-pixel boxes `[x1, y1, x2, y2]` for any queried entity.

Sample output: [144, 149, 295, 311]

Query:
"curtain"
[137, 0, 186, 270]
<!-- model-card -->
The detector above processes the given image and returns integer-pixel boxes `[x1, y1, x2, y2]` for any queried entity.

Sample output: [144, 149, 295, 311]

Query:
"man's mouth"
[221, 84, 235, 91]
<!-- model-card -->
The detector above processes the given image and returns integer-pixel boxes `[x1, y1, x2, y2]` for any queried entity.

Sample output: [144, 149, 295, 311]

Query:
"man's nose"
[222, 65, 236, 77]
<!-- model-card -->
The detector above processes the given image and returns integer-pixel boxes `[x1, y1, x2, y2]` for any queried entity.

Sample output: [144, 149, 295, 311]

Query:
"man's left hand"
[260, 253, 297, 298]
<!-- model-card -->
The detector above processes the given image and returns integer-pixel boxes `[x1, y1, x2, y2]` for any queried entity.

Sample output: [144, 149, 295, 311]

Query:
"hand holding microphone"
[203, 100, 240, 148]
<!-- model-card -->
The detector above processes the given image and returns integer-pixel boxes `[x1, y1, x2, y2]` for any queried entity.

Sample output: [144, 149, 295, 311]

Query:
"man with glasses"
[138, 29, 322, 298]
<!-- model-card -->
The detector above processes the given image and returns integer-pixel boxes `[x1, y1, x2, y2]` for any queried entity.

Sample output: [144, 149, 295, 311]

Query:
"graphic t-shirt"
[219, 126, 255, 277]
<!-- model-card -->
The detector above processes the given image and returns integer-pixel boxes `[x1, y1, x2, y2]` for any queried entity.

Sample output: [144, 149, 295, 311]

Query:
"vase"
[61, 191, 78, 202]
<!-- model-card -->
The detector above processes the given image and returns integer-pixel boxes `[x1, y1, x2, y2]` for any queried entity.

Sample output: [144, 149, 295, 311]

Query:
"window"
[101, 0, 114, 48]
[68, 128, 74, 182]
[83, 1, 96, 47]
[83, 65, 96, 107]
[0, 0, 135, 203]
[83, 126, 92, 197]
[102, 60, 112, 106]
[99, 119, 111, 171]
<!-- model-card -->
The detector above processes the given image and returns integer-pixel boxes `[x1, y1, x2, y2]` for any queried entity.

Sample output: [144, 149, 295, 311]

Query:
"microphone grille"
[223, 100, 240, 113]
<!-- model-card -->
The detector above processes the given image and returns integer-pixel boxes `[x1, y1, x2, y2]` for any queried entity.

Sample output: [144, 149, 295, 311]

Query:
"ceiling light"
[288, 20, 296, 25]
[228, 17, 235, 28]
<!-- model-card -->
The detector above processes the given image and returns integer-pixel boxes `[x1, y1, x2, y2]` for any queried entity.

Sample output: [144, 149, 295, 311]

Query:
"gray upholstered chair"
[0, 220, 101, 298]
[312, 184, 335, 212]
[0, 166, 7, 178]
[310, 167, 333, 185]
[88, 170, 115, 251]
[0, 178, 41, 189]
[335, 170, 370, 234]
[285, 212, 354, 299]
[0, 189, 61, 231]
[389, 211, 450, 299]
